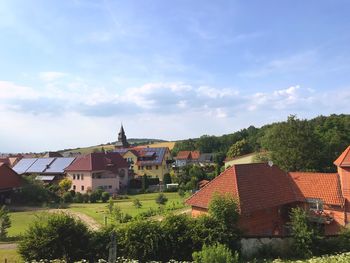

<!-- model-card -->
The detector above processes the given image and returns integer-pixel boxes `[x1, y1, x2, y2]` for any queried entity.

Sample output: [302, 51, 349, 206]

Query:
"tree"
[226, 139, 252, 158]
[261, 115, 322, 171]
[133, 198, 142, 209]
[141, 174, 149, 191]
[0, 206, 11, 240]
[192, 243, 239, 263]
[62, 192, 73, 203]
[161, 214, 195, 261]
[59, 178, 72, 193]
[208, 193, 240, 229]
[163, 173, 172, 185]
[101, 192, 110, 203]
[18, 213, 91, 261]
[155, 193, 168, 205]
[289, 207, 314, 258]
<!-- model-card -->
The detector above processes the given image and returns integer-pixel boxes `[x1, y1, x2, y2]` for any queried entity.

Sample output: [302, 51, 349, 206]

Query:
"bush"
[101, 192, 110, 203]
[73, 192, 84, 203]
[0, 205, 11, 240]
[163, 173, 172, 185]
[89, 191, 100, 203]
[155, 193, 168, 205]
[62, 192, 73, 203]
[18, 213, 91, 261]
[192, 243, 239, 263]
[133, 198, 142, 208]
[82, 193, 90, 203]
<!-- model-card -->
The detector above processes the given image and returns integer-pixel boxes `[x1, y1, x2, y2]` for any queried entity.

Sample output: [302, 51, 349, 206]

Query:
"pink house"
[65, 152, 129, 194]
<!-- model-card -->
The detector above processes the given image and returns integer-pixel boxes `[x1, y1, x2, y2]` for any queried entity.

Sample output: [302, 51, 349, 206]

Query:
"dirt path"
[152, 207, 191, 221]
[48, 209, 101, 230]
[0, 243, 17, 250]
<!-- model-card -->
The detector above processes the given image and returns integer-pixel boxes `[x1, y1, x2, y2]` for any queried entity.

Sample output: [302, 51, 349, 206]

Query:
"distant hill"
[59, 138, 170, 155]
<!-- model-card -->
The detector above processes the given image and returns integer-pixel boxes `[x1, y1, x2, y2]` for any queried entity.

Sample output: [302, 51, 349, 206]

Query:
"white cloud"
[39, 71, 67, 82]
[0, 81, 40, 99]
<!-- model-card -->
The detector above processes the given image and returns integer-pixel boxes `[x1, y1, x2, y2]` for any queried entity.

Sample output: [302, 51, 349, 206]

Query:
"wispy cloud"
[39, 71, 67, 82]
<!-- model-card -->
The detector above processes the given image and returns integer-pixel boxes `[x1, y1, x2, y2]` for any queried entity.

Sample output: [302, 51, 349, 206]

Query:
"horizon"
[1, 1, 350, 152]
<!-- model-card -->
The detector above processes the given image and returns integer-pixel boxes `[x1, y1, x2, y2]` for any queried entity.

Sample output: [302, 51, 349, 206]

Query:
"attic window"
[307, 198, 324, 211]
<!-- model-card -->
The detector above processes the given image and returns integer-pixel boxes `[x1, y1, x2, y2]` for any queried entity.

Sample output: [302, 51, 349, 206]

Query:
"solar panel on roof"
[26, 158, 55, 173]
[35, 175, 55, 181]
[13, 158, 38, 174]
[44, 157, 75, 173]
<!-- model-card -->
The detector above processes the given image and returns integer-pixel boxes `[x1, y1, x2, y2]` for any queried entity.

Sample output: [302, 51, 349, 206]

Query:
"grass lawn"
[68, 192, 187, 225]
[0, 249, 22, 262]
[8, 210, 49, 237]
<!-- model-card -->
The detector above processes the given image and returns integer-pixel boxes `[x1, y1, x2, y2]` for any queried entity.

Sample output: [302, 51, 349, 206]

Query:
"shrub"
[289, 207, 314, 258]
[18, 213, 91, 261]
[82, 193, 90, 203]
[133, 198, 142, 208]
[192, 243, 239, 263]
[62, 192, 73, 203]
[89, 191, 100, 203]
[0, 205, 11, 240]
[101, 192, 110, 203]
[73, 192, 84, 203]
[156, 193, 168, 205]
[163, 173, 172, 185]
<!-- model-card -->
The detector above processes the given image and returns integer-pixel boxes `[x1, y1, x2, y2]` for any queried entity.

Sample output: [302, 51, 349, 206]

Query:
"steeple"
[115, 124, 130, 148]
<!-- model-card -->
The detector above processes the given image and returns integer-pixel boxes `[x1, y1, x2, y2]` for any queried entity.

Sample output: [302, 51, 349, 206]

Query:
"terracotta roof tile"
[65, 152, 128, 172]
[289, 172, 344, 206]
[186, 163, 302, 214]
[176, 151, 200, 160]
[334, 146, 350, 167]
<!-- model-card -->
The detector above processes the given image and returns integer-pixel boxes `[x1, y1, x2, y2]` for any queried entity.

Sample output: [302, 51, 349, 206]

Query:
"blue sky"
[0, 0, 349, 152]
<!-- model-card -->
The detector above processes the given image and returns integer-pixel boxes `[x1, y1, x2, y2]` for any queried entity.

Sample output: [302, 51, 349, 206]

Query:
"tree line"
[172, 114, 350, 172]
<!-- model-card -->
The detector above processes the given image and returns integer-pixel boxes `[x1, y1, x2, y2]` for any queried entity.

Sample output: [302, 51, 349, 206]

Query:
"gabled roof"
[186, 163, 303, 214]
[65, 152, 128, 172]
[334, 146, 350, 167]
[176, 151, 200, 160]
[136, 147, 168, 166]
[0, 163, 22, 189]
[289, 172, 344, 206]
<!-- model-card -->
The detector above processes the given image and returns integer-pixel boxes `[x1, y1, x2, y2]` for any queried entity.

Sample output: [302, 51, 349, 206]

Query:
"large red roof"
[289, 172, 344, 206]
[0, 163, 22, 189]
[176, 151, 200, 160]
[186, 163, 303, 214]
[334, 146, 350, 167]
[65, 152, 128, 172]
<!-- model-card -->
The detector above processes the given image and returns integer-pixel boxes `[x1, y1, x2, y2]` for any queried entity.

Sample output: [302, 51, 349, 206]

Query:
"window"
[156, 165, 158, 170]
[81, 185, 84, 191]
[77, 174, 80, 180]
[73, 185, 76, 190]
[73, 174, 76, 180]
[138, 166, 140, 170]
[109, 185, 112, 189]
[307, 198, 323, 211]
[81, 174, 84, 180]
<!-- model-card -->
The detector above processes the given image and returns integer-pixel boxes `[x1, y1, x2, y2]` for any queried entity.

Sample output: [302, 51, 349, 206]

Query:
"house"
[175, 151, 200, 167]
[198, 153, 216, 166]
[186, 145, 350, 236]
[65, 152, 129, 194]
[13, 157, 76, 184]
[224, 152, 260, 169]
[0, 163, 22, 203]
[115, 147, 172, 182]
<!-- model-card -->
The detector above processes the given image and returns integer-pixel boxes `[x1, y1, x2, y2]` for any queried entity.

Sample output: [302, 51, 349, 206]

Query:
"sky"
[0, 0, 350, 153]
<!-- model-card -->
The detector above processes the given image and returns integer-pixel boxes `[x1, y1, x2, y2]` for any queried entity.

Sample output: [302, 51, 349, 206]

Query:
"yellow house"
[115, 147, 172, 182]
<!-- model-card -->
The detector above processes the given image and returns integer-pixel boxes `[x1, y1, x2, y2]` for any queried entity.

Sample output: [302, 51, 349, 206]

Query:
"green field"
[0, 249, 22, 262]
[8, 192, 186, 236]
[8, 210, 49, 237]
[68, 192, 186, 225]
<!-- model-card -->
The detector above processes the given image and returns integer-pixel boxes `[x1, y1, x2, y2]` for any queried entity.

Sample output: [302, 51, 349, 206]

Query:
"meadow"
[8, 192, 186, 237]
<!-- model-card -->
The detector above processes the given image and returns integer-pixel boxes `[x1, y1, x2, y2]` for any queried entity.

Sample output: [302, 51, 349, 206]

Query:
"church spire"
[115, 124, 130, 148]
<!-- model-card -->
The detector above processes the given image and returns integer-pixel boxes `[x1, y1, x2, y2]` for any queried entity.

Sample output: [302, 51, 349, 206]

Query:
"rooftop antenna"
[268, 160, 274, 167]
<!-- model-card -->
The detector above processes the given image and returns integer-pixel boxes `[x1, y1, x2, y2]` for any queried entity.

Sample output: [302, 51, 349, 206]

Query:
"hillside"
[59, 138, 171, 155]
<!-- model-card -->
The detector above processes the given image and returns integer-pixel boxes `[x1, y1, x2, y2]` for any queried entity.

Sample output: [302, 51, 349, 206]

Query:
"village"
[1, 115, 350, 262]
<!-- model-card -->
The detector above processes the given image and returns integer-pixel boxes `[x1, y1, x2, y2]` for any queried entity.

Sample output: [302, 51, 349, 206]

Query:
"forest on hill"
[173, 114, 350, 172]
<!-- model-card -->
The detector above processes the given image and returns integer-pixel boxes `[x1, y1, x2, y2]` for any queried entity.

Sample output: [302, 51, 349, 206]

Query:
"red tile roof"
[65, 152, 128, 172]
[186, 163, 302, 214]
[289, 172, 344, 206]
[0, 163, 22, 189]
[176, 151, 200, 160]
[334, 146, 350, 167]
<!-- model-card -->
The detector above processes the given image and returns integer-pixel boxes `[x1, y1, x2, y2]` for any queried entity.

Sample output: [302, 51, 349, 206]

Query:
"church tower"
[115, 124, 130, 148]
